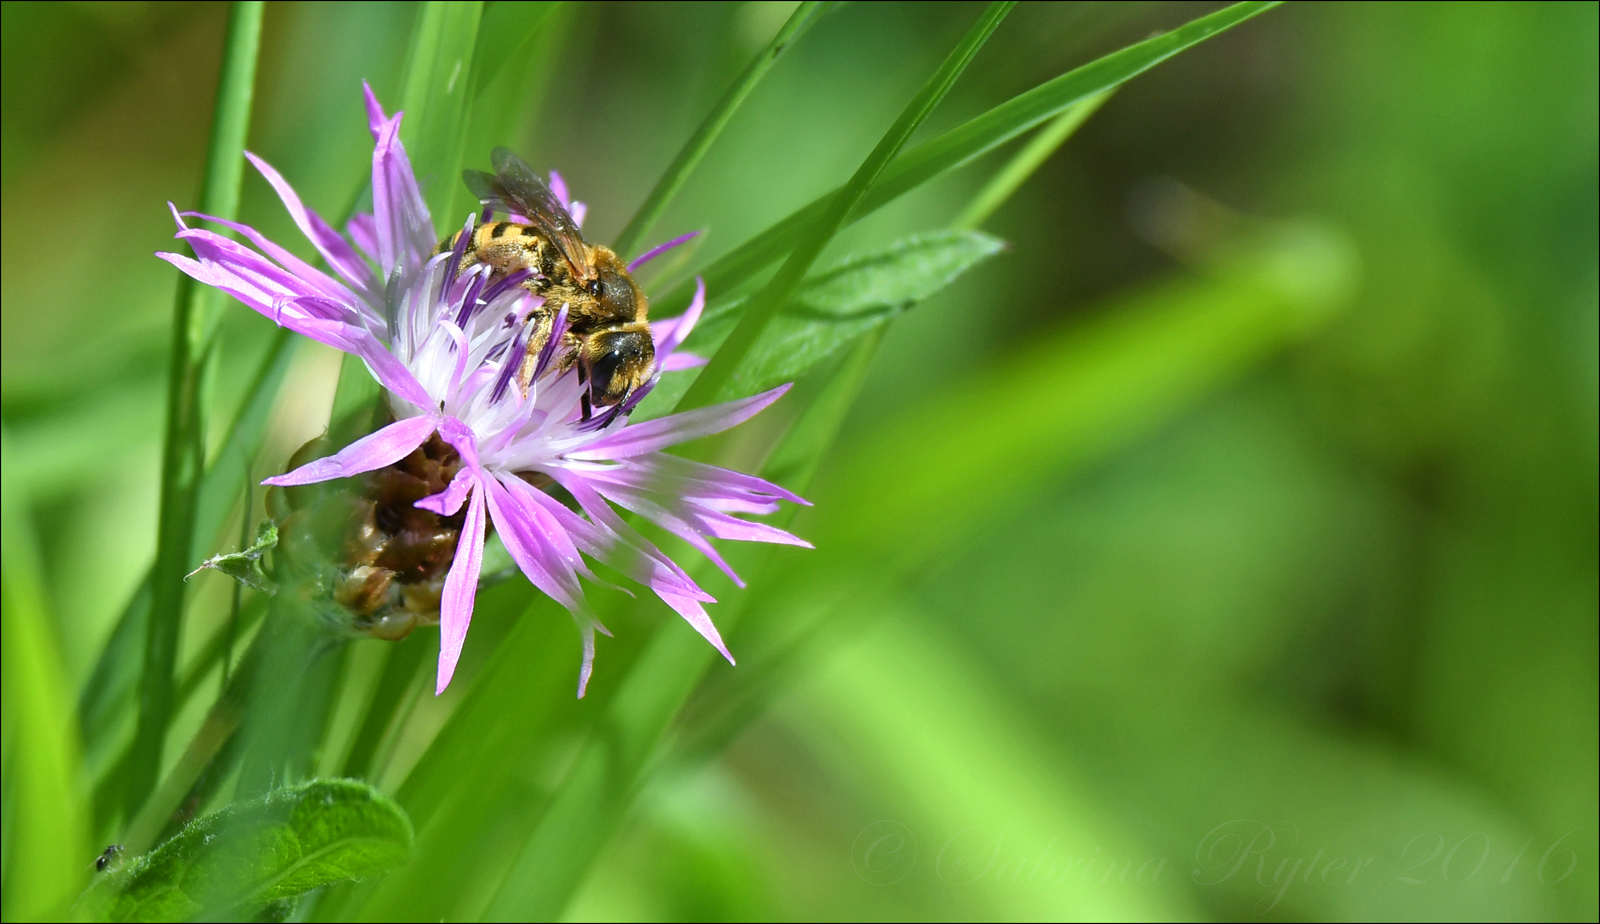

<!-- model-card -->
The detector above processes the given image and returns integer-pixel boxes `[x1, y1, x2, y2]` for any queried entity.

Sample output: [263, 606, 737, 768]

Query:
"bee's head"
[584, 249, 643, 322]
[580, 329, 654, 408]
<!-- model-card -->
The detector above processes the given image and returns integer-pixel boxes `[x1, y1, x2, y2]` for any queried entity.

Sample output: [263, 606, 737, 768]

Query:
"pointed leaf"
[91, 779, 413, 922]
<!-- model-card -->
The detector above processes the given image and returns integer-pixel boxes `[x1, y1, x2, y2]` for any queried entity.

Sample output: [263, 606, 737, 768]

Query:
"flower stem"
[672, 1, 1016, 413]
[611, 1, 833, 260]
[127, 0, 263, 822]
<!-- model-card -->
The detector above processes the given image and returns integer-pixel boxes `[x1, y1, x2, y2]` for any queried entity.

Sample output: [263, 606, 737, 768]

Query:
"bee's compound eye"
[587, 278, 604, 297]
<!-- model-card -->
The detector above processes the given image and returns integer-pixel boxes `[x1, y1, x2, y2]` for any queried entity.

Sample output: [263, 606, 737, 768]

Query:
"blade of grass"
[674, 96, 1111, 756]
[952, 88, 1111, 230]
[674, 0, 1015, 413]
[677, 229, 1359, 768]
[127, 0, 264, 821]
[652, 0, 1280, 320]
[1, 427, 90, 921]
[469, 0, 560, 99]
[399, 0, 485, 223]
[80, 328, 293, 827]
[610, 0, 833, 259]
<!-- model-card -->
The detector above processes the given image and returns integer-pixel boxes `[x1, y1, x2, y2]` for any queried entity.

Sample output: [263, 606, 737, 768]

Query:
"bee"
[439, 148, 653, 417]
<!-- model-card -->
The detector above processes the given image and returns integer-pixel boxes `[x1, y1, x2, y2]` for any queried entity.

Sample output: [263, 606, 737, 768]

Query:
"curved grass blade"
[398, 0, 485, 222]
[953, 89, 1111, 230]
[469, 0, 560, 100]
[611, 1, 833, 259]
[128, 0, 264, 822]
[651, 0, 1281, 319]
[2, 428, 90, 921]
[674, 1, 1015, 413]
[80, 330, 294, 829]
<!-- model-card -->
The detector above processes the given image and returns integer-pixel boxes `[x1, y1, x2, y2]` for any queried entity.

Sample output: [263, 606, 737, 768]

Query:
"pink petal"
[180, 208, 358, 308]
[245, 152, 378, 293]
[348, 214, 379, 263]
[262, 416, 436, 486]
[416, 468, 473, 516]
[362, 81, 388, 139]
[658, 351, 708, 372]
[368, 98, 433, 277]
[570, 384, 791, 460]
[293, 317, 434, 411]
[650, 277, 705, 359]
[543, 467, 713, 603]
[436, 485, 487, 693]
[656, 591, 734, 666]
[628, 232, 701, 273]
[483, 476, 589, 615]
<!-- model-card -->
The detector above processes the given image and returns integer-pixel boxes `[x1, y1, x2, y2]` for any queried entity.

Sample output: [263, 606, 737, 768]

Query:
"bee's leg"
[580, 391, 592, 422]
[515, 312, 556, 392]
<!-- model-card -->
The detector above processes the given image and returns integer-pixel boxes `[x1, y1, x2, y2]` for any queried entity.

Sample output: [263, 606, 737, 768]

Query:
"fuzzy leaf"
[656, 230, 1003, 408]
[94, 779, 413, 922]
[185, 521, 278, 595]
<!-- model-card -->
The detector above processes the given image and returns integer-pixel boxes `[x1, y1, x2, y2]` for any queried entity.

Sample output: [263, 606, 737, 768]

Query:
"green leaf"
[93, 779, 413, 922]
[651, 0, 1281, 319]
[611, 1, 833, 259]
[130, 0, 265, 823]
[674, 1, 1015, 412]
[673, 230, 1005, 405]
[185, 521, 278, 596]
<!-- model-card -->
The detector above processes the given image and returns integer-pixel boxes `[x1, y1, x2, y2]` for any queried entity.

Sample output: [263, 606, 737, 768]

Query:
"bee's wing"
[462, 148, 594, 280]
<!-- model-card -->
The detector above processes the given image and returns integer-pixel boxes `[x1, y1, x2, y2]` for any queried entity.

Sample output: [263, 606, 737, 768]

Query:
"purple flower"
[158, 85, 808, 696]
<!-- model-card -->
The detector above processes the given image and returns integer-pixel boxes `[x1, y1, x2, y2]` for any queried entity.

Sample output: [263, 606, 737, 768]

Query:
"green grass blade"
[651, 0, 1281, 319]
[674, 0, 1015, 413]
[469, 1, 560, 99]
[676, 226, 1359, 767]
[398, 0, 484, 223]
[1, 428, 90, 921]
[80, 330, 293, 828]
[813, 227, 1357, 565]
[127, 0, 263, 822]
[610, 1, 832, 259]
[953, 89, 1111, 230]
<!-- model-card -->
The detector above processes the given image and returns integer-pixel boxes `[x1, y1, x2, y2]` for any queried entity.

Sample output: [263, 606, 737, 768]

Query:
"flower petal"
[650, 276, 704, 360]
[628, 231, 700, 273]
[292, 317, 434, 411]
[245, 151, 379, 294]
[483, 475, 590, 615]
[659, 352, 708, 372]
[436, 485, 487, 694]
[262, 415, 436, 487]
[569, 383, 791, 460]
[417, 468, 473, 516]
[656, 591, 734, 666]
[368, 94, 433, 278]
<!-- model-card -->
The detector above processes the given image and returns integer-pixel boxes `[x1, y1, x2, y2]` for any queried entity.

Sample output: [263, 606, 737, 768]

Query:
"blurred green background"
[2, 1, 1594, 920]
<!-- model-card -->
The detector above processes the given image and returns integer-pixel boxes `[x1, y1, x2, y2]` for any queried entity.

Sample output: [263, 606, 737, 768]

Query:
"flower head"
[159, 85, 808, 695]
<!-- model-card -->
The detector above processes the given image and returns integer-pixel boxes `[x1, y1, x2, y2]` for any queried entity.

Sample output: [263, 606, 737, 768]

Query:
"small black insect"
[95, 844, 124, 872]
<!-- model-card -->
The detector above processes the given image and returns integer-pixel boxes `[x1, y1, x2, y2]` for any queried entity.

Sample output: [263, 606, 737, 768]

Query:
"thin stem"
[953, 90, 1111, 230]
[223, 482, 251, 687]
[127, 0, 263, 821]
[674, 1, 1016, 412]
[122, 621, 265, 856]
[611, 1, 831, 259]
